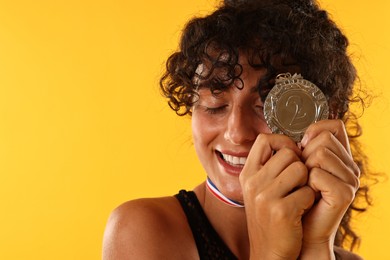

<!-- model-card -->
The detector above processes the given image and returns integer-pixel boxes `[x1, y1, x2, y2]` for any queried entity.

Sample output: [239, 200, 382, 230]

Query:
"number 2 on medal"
[286, 95, 306, 126]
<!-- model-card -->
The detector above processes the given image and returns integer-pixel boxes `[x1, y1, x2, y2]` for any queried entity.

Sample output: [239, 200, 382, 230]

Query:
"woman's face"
[192, 57, 271, 202]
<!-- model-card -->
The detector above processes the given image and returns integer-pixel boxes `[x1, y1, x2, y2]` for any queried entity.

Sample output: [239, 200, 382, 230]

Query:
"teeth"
[221, 153, 247, 166]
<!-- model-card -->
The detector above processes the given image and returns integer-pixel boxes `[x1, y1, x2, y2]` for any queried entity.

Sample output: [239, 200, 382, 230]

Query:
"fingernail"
[301, 134, 308, 147]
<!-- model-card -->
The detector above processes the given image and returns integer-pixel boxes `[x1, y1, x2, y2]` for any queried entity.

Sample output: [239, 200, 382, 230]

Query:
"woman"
[103, 0, 372, 259]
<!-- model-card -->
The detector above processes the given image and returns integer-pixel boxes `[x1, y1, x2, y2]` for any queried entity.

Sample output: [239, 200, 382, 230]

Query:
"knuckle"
[242, 175, 264, 197]
[242, 177, 255, 195]
[352, 161, 361, 178]
[333, 185, 356, 209]
[255, 133, 268, 145]
[306, 147, 328, 168]
[334, 119, 345, 129]
[269, 201, 291, 222]
[314, 146, 329, 161]
[279, 147, 298, 159]
[342, 191, 355, 207]
[353, 174, 361, 191]
[318, 130, 334, 143]
[292, 161, 308, 177]
[295, 160, 307, 170]
[254, 192, 268, 205]
[239, 168, 247, 182]
[239, 173, 245, 185]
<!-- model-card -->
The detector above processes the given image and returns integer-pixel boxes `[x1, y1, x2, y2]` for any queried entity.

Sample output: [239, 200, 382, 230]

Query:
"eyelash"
[255, 105, 264, 111]
[204, 105, 263, 115]
[204, 106, 227, 115]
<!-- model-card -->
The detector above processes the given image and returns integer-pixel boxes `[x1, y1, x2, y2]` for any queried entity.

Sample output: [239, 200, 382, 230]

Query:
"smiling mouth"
[217, 151, 247, 167]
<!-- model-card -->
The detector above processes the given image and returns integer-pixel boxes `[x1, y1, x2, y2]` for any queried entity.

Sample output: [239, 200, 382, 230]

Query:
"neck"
[193, 182, 250, 260]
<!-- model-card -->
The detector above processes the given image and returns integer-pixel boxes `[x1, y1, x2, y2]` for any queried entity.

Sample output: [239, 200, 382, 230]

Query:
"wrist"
[299, 241, 335, 260]
[249, 246, 300, 260]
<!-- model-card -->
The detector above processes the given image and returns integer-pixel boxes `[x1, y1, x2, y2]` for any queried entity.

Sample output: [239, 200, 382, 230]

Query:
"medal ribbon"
[206, 177, 244, 208]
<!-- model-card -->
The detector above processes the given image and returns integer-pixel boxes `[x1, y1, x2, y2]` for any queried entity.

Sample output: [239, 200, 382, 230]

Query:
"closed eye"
[205, 105, 228, 115]
[254, 104, 265, 118]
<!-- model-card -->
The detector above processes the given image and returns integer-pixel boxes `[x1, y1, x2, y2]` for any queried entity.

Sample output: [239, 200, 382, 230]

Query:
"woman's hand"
[299, 120, 361, 259]
[240, 134, 315, 260]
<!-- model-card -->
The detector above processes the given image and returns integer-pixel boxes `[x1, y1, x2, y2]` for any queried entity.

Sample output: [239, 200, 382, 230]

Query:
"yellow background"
[0, 0, 388, 259]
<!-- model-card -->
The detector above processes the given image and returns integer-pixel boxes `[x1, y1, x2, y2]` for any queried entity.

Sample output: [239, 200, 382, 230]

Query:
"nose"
[223, 106, 260, 145]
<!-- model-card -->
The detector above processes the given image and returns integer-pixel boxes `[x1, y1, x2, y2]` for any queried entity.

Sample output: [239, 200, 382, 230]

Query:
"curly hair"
[160, 0, 374, 251]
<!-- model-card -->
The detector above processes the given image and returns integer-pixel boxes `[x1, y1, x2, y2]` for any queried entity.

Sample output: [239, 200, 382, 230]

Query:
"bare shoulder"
[334, 246, 364, 260]
[102, 196, 197, 260]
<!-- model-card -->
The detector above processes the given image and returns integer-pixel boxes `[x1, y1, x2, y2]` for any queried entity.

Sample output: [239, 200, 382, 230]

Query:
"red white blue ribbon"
[206, 177, 244, 208]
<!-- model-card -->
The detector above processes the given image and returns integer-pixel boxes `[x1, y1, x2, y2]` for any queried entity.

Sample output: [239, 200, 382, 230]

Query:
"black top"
[175, 190, 345, 260]
[175, 190, 238, 260]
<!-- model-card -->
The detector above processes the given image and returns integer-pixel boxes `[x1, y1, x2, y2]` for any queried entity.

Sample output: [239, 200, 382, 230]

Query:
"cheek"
[191, 113, 222, 151]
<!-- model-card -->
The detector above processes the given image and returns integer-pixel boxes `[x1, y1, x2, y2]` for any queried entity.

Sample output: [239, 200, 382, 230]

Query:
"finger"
[241, 134, 301, 185]
[258, 147, 302, 182]
[304, 146, 360, 190]
[247, 133, 300, 167]
[301, 119, 350, 154]
[240, 134, 302, 195]
[301, 131, 360, 179]
[266, 161, 309, 198]
[307, 167, 357, 208]
[241, 146, 302, 196]
[285, 186, 315, 216]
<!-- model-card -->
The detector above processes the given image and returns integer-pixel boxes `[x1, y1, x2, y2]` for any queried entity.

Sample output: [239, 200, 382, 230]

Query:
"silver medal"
[263, 73, 329, 142]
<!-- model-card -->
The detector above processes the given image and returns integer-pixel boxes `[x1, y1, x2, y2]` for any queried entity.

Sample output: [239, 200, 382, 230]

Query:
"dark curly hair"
[160, 0, 374, 251]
